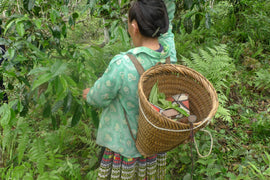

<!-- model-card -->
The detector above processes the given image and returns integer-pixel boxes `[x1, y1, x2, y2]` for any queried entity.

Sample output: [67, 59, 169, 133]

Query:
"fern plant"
[181, 44, 236, 122]
[254, 68, 270, 93]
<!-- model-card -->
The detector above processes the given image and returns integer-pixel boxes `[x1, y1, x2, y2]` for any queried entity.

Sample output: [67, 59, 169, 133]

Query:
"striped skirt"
[97, 148, 166, 180]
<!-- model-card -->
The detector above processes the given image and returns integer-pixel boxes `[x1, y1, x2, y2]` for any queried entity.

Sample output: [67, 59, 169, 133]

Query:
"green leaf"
[171, 105, 190, 117]
[17, 132, 29, 164]
[50, 9, 58, 24]
[23, 0, 35, 11]
[63, 75, 77, 88]
[63, 91, 73, 114]
[263, 168, 270, 176]
[20, 99, 29, 117]
[184, 16, 193, 34]
[16, 22, 25, 37]
[43, 101, 51, 118]
[32, 73, 53, 91]
[149, 82, 189, 117]
[248, 162, 262, 175]
[51, 115, 57, 130]
[71, 104, 83, 127]
[4, 19, 15, 35]
[17, 75, 31, 87]
[56, 76, 68, 101]
[90, 108, 99, 128]
[51, 100, 63, 113]
[7, 48, 15, 59]
[29, 139, 46, 174]
[0, 103, 11, 127]
[158, 98, 171, 108]
[149, 82, 158, 105]
[62, 23, 67, 38]
[28, 67, 50, 75]
[194, 13, 203, 29]
[117, 26, 129, 46]
[184, 0, 193, 10]
[68, 16, 75, 26]
[34, 19, 42, 29]
[55, 76, 64, 95]
[28, 0, 35, 10]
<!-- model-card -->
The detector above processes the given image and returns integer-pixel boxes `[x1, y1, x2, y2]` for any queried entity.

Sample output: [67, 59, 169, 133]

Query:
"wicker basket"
[135, 64, 219, 157]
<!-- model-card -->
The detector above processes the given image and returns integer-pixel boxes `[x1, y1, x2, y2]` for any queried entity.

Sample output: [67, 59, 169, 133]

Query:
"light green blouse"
[86, 0, 176, 158]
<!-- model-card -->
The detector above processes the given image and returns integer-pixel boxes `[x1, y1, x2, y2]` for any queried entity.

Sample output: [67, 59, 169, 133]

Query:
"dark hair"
[128, 0, 169, 38]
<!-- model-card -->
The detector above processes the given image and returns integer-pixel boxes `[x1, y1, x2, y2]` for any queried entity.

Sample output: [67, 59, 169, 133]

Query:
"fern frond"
[181, 45, 236, 122]
[200, 48, 214, 63]
[255, 69, 270, 91]
[215, 106, 232, 123]
[16, 117, 32, 165]
[2, 126, 16, 160]
[86, 169, 98, 179]
[17, 133, 29, 165]
[81, 121, 94, 139]
[29, 138, 47, 174]
[57, 158, 82, 179]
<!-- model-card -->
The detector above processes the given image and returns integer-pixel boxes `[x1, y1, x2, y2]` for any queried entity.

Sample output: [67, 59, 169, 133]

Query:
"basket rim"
[138, 98, 211, 132]
[137, 64, 219, 130]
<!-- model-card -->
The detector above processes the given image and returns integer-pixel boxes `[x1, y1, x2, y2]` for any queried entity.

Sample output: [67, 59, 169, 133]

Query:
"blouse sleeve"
[86, 55, 123, 108]
[159, 0, 177, 63]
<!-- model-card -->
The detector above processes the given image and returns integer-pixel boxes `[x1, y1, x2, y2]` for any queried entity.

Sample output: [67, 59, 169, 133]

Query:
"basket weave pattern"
[135, 64, 219, 156]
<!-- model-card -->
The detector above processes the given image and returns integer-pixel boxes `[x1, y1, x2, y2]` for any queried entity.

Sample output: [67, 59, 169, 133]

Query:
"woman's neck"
[135, 36, 160, 50]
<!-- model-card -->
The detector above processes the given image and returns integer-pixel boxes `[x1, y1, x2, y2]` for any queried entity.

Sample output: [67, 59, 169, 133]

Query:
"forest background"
[0, 0, 269, 179]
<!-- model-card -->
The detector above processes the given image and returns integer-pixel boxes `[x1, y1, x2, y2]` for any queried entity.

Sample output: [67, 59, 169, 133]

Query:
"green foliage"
[87, 0, 130, 46]
[181, 45, 236, 122]
[247, 151, 270, 179]
[149, 82, 189, 117]
[174, 0, 213, 34]
[254, 68, 270, 92]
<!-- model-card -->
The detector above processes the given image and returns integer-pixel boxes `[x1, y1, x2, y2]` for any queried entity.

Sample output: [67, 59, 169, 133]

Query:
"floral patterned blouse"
[86, 0, 176, 158]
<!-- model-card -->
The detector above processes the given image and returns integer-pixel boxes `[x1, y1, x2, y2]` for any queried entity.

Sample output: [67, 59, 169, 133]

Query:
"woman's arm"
[85, 56, 124, 108]
[159, 0, 177, 63]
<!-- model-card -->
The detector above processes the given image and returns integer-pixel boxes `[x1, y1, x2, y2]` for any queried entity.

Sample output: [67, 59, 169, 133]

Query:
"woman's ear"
[131, 20, 139, 34]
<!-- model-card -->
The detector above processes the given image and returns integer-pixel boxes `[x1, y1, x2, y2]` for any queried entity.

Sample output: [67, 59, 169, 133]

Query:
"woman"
[83, 0, 176, 179]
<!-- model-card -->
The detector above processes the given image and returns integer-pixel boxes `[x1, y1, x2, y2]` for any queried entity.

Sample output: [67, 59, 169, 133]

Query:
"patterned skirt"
[97, 148, 166, 180]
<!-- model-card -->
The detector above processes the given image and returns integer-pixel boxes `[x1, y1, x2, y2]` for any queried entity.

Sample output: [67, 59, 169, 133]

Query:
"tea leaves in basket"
[149, 82, 189, 117]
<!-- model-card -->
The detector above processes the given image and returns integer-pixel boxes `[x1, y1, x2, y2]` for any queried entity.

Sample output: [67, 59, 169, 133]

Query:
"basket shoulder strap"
[123, 108, 136, 142]
[127, 54, 145, 76]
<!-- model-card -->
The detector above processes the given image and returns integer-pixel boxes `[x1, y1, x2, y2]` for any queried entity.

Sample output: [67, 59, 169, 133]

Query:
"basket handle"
[194, 129, 213, 158]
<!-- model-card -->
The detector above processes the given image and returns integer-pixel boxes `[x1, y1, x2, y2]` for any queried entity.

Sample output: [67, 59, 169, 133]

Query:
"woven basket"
[135, 64, 219, 156]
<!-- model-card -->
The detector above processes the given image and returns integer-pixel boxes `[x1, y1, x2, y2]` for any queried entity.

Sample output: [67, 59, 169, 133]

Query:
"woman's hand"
[83, 88, 90, 100]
